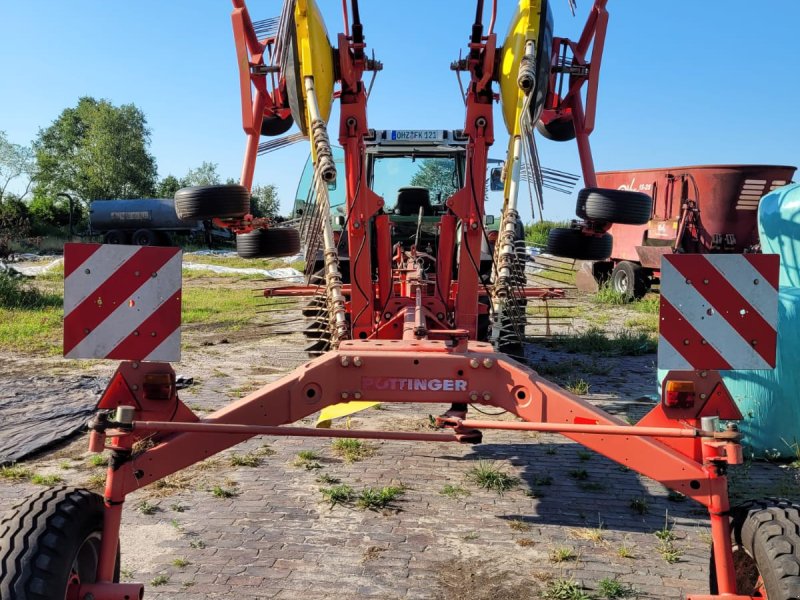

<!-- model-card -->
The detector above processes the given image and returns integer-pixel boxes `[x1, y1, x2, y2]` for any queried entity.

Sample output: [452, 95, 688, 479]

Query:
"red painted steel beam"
[451, 419, 734, 439]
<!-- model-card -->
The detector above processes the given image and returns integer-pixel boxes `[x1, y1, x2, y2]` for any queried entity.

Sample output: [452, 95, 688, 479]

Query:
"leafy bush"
[28, 193, 80, 227]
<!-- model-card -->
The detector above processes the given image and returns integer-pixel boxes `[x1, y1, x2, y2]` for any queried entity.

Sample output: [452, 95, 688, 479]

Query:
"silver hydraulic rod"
[304, 76, 348, 343]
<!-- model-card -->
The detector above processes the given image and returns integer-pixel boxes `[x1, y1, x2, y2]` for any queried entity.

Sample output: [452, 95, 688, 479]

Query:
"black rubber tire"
[709, 499, 800, 599]
[236, 228, 301, 259]
[535, 116, 576, 142]
[131, 228, 157, 246]
[0, 486, 120, 600]
[576, 187, 653, 226]
[174, 184, 250, 220]
[611, 261, 648, 300]
[545, 227, 612, 261]
[103, 229, 128, 245]
[261, 113, 294, 137]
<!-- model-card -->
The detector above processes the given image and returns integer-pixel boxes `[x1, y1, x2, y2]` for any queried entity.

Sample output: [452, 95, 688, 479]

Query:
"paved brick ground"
[1, 338, 797, 599]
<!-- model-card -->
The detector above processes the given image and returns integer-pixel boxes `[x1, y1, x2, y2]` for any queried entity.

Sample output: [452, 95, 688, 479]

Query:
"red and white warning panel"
[658, 254, 779, 371]
[63, 243, 182, 362]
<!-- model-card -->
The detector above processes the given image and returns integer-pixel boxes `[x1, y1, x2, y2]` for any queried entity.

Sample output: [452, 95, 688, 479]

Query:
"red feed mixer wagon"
[576, 164, 797, 298]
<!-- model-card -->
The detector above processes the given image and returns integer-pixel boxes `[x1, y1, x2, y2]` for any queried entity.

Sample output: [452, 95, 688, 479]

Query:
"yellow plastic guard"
[316, 401, 380, 428]
[294, 0, 334, 129]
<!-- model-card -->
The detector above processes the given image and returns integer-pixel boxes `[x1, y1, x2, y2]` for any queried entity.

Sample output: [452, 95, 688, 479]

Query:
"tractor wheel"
[535, 116, 576, 142]
[131, 228, 157, 246]
[261, 113, 294, 137]
[103, 229, 128, 245]
[545, 227, 612, 261]
[709, 499, 800, 599]
[174, 184, 250, 220]
[576, 187, 653, 225]
[611, 261, 648, 300]
[0, 486, 120, 600]
[236, 228, 301, 259]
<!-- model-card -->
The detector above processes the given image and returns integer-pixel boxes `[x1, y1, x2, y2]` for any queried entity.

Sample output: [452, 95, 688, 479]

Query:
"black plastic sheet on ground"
[0, 375, 104, 465]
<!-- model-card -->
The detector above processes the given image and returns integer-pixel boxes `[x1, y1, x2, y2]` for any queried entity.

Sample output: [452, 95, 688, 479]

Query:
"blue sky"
[1, 1, 798, 221]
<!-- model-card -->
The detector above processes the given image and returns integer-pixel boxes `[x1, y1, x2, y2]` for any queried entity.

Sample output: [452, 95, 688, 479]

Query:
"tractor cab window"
[369, 155, 462, 211]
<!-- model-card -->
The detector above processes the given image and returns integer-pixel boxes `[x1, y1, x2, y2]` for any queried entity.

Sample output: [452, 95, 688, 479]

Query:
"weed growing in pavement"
[189, 539, 206, 549]
[320, 484, 355, 507]
[534, 475, 553, 485]
[256, 444, 276, 456]
[229, 452, 261, 467]
[88, 454, 107, 467]
[331, 438, 374, 463]
[210, 485, 237, 499]
[543, 578, 589, 600]
[30, 473, 63, 486]
[150, 575, 169, 587]
[508, 519, 531, 532]
[545, 446, 558, 455]
[466, 461, 520, 494]
[59, 461, 72, 470]
[293, 450, 322, 470]
[170, 503, 186, 512]
[565, 378, 590, 395]
[577, 450, 592, 461]
[356, 486, 405, 510]
[516, 538, 535, 547]
[0, 464, 31, 480]
[549, 547, 577, 563]
[462, 532, 480, 541]
[568, 469, 589, 481]
[138, 501, 158, 515]
[577, 481, 606, 492]
[84, 473, 106, 490]
[629, 497, 649, 514]
[569, 525, 604, 543]
[440, 484, 470, 498]
[315, 474, 340, 485]
[598, 577, 635, 598]
[616, 543, 635, 559]
[657, 543, 683, 564]
[171, 558, 190, 568]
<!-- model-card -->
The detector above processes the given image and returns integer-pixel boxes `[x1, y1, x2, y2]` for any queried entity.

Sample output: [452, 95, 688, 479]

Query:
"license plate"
[390, 130, 443, 142]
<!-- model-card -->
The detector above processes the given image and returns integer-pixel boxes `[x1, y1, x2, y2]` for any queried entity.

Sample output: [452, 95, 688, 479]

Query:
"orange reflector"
[143, 372, 175, 400]
[664, 380, 695, 408]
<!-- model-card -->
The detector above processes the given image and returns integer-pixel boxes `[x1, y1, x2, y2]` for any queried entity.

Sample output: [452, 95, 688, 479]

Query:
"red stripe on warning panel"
[63, 248, 176, 355]
[63, 243, 103, 278]
[659, 298, 732, 370]
[743, 254, 780, 291]
[104, 290, 182, 360]
[670, 256, 776, 366]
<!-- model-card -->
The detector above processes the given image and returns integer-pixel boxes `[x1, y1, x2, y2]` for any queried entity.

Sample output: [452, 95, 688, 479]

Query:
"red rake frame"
[83, 346, 750, 599]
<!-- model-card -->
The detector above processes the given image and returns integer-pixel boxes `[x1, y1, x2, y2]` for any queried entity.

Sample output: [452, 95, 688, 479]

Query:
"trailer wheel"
[576, 188, 653, 225]
[236, 228, 301, 258]
[535, 116, 576, 142]
[545, 227, 612, 260]
[103, 230, 128, 245]
[261, 113, 294, 137]
[611, 261, 648, 299]
[0, 486, 120, 600]
[709, 499, 800, 599]
[131, 228, 157, 246]
[175, 184, 250, 220]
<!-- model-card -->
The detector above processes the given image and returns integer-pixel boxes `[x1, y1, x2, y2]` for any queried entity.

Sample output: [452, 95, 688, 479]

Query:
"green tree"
[156, 175, 182, 198]
[181, 161, 220, 187]
[410, 158, 459, 202]
[33, 97, 157, 201]
[0, 131, 36, 202]
[250, 183, 280, 218]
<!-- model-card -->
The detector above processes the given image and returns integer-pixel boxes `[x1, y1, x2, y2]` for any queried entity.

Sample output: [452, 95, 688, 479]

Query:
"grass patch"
[150, 575, 169, 587]
[616, 543, 635, 559]
[598, 577, 635, 598]
[623, 314, 659, 333]
[316, 474, 340, 485]
[466, 461, 520, 494]
[331, 438, 374, 463]
[356, 486, 404, 510]
[183, 254, 293, 271]
[525, 221, 571, 247]
[549, 547, 576, 563]
[543, 578, 589, 600]
[320, 484, 354, 507]
[182, 285, 268, 330]
[293, 450, 322, 470]
[88, 454, 107, 467]
[569, 526, 604, 543]
[229, 452, 261, 467]
[440, 484, 470, 499]
[565, 378, 590, 395]
[171, 558, 190, 568]
[0, 464, 32, 480]
[547, 327, 656, 356]
[210, 485, 237, 498]
[30, 473, 63, 486]
[593, 282, 630, 306]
